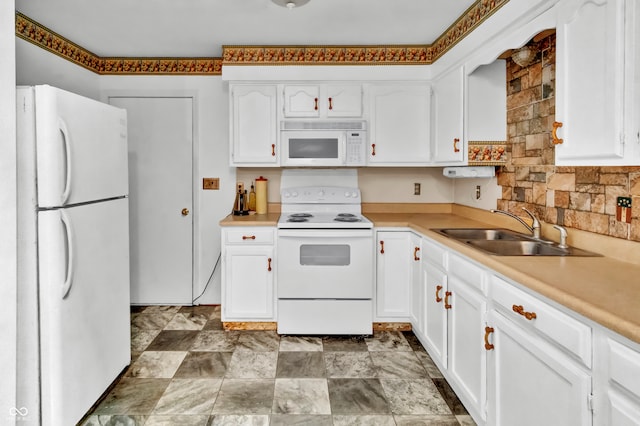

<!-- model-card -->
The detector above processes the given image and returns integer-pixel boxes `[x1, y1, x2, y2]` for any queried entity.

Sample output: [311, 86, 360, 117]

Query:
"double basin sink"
[432, 228, 601, 257]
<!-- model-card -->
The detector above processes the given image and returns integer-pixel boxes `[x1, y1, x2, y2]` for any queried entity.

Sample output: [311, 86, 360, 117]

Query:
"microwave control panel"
[346, 131, 367, 166]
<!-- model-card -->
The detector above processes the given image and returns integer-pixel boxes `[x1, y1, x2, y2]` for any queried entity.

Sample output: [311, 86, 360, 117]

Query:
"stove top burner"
[289, 213, 313, 218]
[336, 213, 356, 218]
[334, 216, 362, 223]
[287, 217, 310, 223]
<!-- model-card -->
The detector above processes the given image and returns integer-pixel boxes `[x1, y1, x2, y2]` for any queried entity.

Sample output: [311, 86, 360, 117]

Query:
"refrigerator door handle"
[58, 117, 72, 205]
[60, 210, 75, 299]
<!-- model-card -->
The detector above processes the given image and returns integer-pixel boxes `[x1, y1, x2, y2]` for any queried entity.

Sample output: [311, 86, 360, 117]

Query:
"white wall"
[453, 176, 502, 210]
[1, 2, 17, 424]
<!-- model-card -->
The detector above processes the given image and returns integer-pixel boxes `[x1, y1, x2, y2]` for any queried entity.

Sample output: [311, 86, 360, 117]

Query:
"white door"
[432, 67, 464, 164]
[109, 96, 193, 305]
[375, 231, 411, 320]
[423, 261, 448, 367]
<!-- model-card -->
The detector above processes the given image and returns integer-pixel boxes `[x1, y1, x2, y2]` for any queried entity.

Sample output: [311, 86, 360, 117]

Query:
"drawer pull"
[484, 326, 495, 350]
[512, 304, 537, 321]
[435, 285, 443, 303]
[444, 291, 452, 309]
[242, 235, 256, 240]
[267, 257, 272, 272]
[379, 240, 384, 254]
[414, 246, 420, 261]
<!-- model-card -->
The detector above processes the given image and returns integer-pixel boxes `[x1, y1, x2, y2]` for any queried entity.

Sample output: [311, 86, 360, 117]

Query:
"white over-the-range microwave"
[280, 120, 367, 167]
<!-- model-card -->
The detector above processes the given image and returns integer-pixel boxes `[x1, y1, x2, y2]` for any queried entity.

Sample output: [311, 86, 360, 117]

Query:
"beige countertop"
[220, 207, 640, 344]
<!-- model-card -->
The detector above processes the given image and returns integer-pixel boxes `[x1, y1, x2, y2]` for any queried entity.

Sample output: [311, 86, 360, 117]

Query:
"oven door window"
[289, 138, 339, 159]
[300, 244, 350, 266]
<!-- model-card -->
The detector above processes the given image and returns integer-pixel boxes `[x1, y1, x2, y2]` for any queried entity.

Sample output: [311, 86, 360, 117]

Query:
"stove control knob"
[351, 191, 358, 198]
[344, 191, 351, 198]
[283, 191, 290, 198]
[291, 191, 298, 198]
[318, 190, 325, 197]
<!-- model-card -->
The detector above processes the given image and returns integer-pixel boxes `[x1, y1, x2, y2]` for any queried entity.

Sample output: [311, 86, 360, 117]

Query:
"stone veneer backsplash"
[497, 33, 640, 242]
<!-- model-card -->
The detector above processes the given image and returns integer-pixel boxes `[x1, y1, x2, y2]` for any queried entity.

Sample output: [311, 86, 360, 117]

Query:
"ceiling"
[15, 0, 477, 58]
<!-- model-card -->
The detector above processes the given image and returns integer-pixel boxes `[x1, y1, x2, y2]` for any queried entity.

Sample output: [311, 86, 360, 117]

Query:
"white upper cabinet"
[555, 0, 638, 165]
[432, 67, 465, 164]
[230, 84, 279, 166]
[283, 84, 363, 118]
[466, 60, 507, 142]
[365, 83, 432, 165]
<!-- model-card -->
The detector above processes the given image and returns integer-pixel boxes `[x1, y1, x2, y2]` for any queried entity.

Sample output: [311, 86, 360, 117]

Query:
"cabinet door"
[447, 275, 487, 420]
[423, 261, 448, 368]
[326, 84, 363, 117]
[283, 85, 320, 118]
[230, 85, 278, 165]
[367, 84, 431, 165]
[375, 231, 411, 320]
[467, 60, 507, 142]
[223, 245, 274, 320]
[555, 0, 630, 165]
[486, 310, 592, 426]
[409, 233, 423, 337]
[432, 67, 464, 164]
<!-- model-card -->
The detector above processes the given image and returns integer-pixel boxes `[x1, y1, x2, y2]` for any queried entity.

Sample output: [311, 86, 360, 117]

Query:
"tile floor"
[82, 305, 476, 425]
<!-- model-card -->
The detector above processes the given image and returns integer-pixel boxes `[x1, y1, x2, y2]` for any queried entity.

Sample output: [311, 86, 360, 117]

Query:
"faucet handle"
[553, 225, 568, 248]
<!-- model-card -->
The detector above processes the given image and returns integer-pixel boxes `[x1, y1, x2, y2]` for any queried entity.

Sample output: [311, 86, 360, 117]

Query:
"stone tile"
[279, 335, 323, 352]
[456, 414, 478, 425]
[432, 378, 469, 415]
[81, 414, 147, 425]
[145, 415, 209, 426]
[547, 173, 576, 191]
[365, 331, 413, 352]
[191, 330, 239, 352]
[179, 305, 218, 317]
[93, 377, 171, 415]
[327, 378, 390, 415]
[147, 330, 200, 351]
[324, 352, 376, 378]
[143, 306, 181, 315]
[211, 379, 274, 415]
[402, 331, 426, 352]
[153, 378, 221, 415]
[226, 351, 278, 378]
[415, 351, 444, 379]
[164, 313, 209, 331]
[380, 379, 451, 415]
[174, 352, 232, 378]
[131, 312, 175, 331]
[394, 414, 460, 425]
[208, 415, 269, 426]
[126, 351, 187, 378]
[235, 331, 280, 352]
[202, 318, 224, 331]
[631, 172, 640, 196]
[605, 185, 629, 216]
[272, 378, 331, 414]
[270, 414, 332, 426]
[569, 192, 591, 211]
[332, 415, 396, 425]
[130, 329, 161, 352]
[276, 351, 326, 378]
[322, 335, 368, 352]
[371, 351, 427, 379]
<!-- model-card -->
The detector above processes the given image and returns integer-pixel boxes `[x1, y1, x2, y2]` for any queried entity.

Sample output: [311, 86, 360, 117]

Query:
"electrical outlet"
[414, 183, 421, 195]
[203, 177, 219, 190]
[616, 196, 632, 223]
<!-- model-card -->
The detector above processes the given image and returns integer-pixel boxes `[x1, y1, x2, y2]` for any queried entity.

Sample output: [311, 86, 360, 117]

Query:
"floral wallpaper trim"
[222, 0, 510, 66]
[15, 12, 223, 75]
[468, 141, 508, 166]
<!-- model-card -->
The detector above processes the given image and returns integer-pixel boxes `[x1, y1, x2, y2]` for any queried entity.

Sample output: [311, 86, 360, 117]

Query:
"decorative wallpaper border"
[468, 141, 508, 166]
[15, 13, 222, 75]
[16, 0, 508, 73]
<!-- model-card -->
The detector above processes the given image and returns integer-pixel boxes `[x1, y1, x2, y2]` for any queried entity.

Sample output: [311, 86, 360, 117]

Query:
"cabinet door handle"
[444, 291, 452, 309]
[414, 247, 420, 261]
[314, 97, 318, 111]
[552, 121, 564, 144]
[512, 304, 537, 320]
[371, 143, 376, 156]
[379, 240, 384, 254]
[242, 235, 256, 240]
[484, 326, 495, 350]
[328, 97, 333, 110]
[267, 257, 272, 272]
[271, 143, 276, 156]
[453, 138, 460, 153]
[435, 285, 443, 303]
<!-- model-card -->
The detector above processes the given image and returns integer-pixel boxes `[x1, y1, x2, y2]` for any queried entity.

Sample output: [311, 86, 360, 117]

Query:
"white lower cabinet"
[221, 227, 275, 321]
[409, 232, 424, 335]
[486, 309, 592, 426]
[375, 230, 411, 321]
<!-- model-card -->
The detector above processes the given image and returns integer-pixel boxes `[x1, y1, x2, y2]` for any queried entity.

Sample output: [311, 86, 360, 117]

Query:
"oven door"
[277, 229, 373, 299]
[280, 130, 345, 167]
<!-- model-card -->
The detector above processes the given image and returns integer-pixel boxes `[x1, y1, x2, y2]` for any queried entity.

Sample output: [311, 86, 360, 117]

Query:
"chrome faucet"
[553, 225, 568, 248]
[490, 207, 541, 239]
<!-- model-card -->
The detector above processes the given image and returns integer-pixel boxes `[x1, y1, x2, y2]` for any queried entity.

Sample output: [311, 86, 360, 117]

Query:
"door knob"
[181, 208, 190, 216]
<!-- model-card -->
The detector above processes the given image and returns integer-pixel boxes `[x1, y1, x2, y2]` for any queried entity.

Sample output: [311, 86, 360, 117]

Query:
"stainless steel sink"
[432, 228, 531, 241]
[431, 228, 601, 257]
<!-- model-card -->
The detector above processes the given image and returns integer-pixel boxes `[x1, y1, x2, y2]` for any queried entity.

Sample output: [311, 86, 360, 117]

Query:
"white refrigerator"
[16, 85, 131, 426]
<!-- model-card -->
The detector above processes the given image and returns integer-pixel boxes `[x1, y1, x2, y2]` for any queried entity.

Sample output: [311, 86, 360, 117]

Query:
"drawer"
[422, 237, 447, 269]
[607, 338, 640, 397]
[225, 228, 274, 244]
[448, 253, 487, 294]
[491, 275, 592, 368]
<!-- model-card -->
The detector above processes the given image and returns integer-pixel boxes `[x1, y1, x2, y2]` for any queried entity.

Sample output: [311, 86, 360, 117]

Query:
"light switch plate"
[203, 177, 219, 190]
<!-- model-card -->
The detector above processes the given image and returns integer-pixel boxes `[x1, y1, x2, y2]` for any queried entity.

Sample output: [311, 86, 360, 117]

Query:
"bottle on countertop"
[248, 182, 256, 211]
